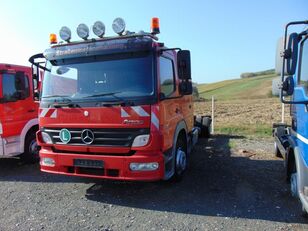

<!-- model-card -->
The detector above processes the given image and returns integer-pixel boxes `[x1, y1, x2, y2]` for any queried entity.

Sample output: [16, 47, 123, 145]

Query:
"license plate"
[73, 159, 104, 169]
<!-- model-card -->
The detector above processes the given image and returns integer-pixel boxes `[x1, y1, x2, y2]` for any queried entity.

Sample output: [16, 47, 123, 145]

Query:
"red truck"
[31, 18, 211, 181]
[0, 63, 40, 163]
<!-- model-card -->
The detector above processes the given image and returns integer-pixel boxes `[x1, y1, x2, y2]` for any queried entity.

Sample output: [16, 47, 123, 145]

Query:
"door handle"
[28, 109, 35, 113]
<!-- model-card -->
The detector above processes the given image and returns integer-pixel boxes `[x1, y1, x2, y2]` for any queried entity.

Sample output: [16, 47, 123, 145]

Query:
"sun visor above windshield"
[44, 37, 154, 61]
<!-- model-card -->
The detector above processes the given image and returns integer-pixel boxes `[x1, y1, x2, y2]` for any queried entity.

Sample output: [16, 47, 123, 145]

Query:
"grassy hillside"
[198, 73, 278, 101]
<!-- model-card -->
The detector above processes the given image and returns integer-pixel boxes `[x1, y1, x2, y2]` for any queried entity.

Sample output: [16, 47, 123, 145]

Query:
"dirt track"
[0, 135, 307, 230]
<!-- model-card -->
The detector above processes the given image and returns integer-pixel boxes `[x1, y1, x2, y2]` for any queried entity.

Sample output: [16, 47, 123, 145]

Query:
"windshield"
[41, 53, 155, 103]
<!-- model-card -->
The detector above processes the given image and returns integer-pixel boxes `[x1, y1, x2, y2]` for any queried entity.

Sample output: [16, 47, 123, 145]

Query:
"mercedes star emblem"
[81, 129, 95, 144]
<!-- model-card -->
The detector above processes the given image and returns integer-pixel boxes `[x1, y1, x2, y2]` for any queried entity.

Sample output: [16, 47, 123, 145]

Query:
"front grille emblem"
[59, 129, 71, 144]
[81, 129, 95, 144]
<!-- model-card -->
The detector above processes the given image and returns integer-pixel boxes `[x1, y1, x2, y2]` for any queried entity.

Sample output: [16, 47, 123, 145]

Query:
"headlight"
[132, 134, 150, 147]
[41, 132, 52, 144]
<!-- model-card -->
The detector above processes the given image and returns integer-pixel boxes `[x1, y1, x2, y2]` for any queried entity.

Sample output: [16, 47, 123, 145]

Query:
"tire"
[20, 132, 40, 164]
[274, 142, 283, 158]
[195, 116, 202, 127]
[287, 150, 308, 217]
[286, 148, 295, 182]
[171, 136, 188, 182]
[201, 117, 211, 138]
[301, 205, 308, 218]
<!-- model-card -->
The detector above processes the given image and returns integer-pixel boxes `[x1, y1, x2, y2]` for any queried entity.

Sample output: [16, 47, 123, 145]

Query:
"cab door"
[0, 70, 34, 139]
[158, 51, 182, 152]
[294, 37, 308, 159]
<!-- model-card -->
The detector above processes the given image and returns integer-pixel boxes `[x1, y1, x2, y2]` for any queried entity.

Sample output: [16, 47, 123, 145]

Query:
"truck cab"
[32, 18, 210, 181]
[273, 20, 308, 215]
[0, 63, 40, 163]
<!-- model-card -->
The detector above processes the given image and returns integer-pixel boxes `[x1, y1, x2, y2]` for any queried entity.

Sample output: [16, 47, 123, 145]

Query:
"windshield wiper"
[84, 91, 122, 98]
[42, 95, 81, 108]
[84, 91, 134, 106]
[53, 102, 81, 108]
[42, 95, 71, 99]
[42, 95, 72, 103]
[98, 100, 135, 107]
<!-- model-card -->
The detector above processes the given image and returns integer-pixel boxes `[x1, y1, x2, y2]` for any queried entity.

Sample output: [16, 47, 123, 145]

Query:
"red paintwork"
[39, 105, 151, 128]
[0, 64, 39, 141]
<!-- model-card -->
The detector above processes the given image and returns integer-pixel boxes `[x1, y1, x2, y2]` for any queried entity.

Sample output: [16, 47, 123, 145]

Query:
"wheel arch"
[163, 119, 188, 180]
[19, 118, 39, 152]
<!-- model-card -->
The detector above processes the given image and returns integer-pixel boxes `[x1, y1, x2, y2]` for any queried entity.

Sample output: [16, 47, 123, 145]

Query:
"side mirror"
[177, 50, 191, 80]
[32, 68, 40, 90]
[275, 33, 299, 76]
[29, 53, 47, 90]
[286, 33, 299, 75]
[179, 80, 193, 95]
[34, 91, 40, 101]
[282, 76, 294, 95]
[33, 78, 38, 89]
[275, 37, 285, 75]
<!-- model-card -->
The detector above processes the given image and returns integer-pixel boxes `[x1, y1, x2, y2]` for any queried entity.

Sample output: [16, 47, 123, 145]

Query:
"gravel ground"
[0, 135, 308, 231]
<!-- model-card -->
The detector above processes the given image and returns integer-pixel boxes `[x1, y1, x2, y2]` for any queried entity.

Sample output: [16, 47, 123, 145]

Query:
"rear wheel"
[20, 132, 40, 164]
[201, 117, 211, 138]
[274, 142, 283, 158]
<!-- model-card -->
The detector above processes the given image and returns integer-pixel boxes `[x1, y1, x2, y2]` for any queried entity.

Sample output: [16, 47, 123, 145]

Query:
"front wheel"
[171, 136, 187, 182]
[290, 172, 298, 198]
[289, 162, 308, 217]
[20, 132, 40, 164]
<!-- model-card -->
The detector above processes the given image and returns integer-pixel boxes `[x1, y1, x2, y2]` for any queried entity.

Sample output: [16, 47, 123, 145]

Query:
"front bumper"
[39, 148, 165, 181]
[0, 135, 22, 157]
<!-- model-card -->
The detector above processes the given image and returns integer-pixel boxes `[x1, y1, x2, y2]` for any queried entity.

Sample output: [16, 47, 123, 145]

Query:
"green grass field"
[195, 72, 284, 138]
[197, 73, 278, 101]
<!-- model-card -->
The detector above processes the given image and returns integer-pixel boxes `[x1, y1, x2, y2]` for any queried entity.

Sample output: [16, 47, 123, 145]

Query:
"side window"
[299, 38, 308, 89]
[2, 73, 30, 102]
[159, 56, 175, 97]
